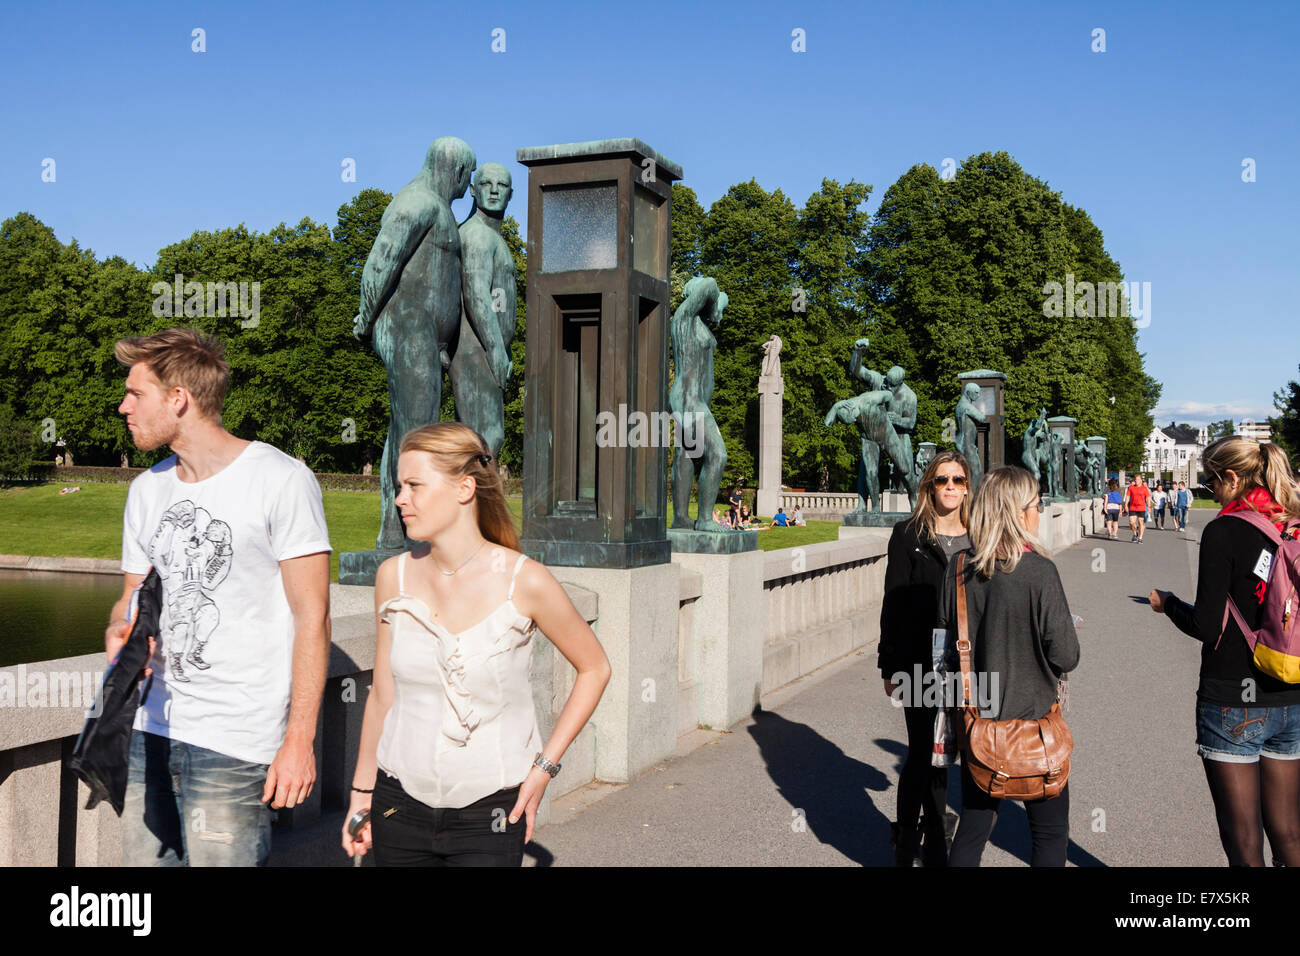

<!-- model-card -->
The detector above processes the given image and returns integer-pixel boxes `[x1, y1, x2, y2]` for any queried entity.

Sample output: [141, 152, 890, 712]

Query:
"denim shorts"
[1195, 700, 1300, 763]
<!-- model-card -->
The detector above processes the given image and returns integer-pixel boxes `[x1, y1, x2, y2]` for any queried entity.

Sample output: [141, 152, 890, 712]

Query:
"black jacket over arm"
[1165, 513, 1300, 706]
[879, 518, 951, 680]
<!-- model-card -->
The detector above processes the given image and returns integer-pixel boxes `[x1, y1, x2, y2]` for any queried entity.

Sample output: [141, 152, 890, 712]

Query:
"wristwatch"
[533, 752, 561, 778]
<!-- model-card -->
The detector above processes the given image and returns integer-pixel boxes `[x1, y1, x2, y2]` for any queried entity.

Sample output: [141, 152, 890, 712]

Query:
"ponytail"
[1261, 442, 1300, 522]
[1203, 435, 1300, 521]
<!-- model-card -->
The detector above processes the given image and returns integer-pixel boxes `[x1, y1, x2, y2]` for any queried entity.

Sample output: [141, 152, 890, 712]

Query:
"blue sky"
[2, 0, 1296, 429]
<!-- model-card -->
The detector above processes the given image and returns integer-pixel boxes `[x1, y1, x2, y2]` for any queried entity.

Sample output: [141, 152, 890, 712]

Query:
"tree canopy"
[0, 150, 1159, 487]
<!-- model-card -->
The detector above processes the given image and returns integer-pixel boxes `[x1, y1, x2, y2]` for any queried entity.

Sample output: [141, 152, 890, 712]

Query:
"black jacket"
[68, 568, 161, 815]
[1166, 513, 1300, 706]
[879, 518, 952, 679]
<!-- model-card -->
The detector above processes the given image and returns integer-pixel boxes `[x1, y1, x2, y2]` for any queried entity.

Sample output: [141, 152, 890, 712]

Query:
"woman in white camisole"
[342, 423, 611, 866]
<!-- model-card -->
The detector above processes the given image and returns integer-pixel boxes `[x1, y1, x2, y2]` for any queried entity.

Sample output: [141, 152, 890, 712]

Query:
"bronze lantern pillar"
[516, 139, 682, 569]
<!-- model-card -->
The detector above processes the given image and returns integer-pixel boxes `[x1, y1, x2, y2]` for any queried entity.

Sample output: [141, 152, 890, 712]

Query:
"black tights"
[1202, 757, 1300, 866]
[897, 704, 950, 864]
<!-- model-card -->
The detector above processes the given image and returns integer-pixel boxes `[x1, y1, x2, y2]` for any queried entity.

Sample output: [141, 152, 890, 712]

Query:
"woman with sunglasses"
[941, 467, 1080, 867]
[1148, 437, 1300, 866]
[879, 450, 972, 865]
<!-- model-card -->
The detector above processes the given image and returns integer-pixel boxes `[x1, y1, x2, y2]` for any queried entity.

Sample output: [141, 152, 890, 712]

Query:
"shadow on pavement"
[748, 706, 892, 865]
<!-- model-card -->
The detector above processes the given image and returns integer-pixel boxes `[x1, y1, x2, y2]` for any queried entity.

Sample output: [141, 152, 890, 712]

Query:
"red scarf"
[1220, 486, 1287, 529]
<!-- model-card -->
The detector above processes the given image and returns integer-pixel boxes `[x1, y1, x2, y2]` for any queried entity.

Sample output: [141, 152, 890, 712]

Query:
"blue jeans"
[121, 730, 273, 866]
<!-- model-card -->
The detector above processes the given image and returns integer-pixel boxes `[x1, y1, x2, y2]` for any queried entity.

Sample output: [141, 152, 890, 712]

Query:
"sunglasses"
[1024, 498, 1045, 513]
[933, 475, 968, 486]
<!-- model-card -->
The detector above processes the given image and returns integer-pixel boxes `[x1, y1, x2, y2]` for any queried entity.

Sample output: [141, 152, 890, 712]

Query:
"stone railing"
[759, 536, 888, 693]
[779, 491, 859, 519]
[1, 540, 890, 866]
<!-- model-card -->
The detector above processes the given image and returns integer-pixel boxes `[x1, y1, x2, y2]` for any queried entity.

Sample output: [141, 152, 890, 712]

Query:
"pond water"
[0, 569, 121, 667]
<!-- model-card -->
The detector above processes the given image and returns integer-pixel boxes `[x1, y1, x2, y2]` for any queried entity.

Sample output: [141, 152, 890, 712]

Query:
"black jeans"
[370, 772, 527, 867]
[948, 761, 1070, 867]
[898, 703, 950, 863]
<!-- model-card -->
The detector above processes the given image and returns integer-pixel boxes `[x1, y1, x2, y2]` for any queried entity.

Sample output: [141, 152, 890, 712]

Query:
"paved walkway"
[525, 507, 1224, 866]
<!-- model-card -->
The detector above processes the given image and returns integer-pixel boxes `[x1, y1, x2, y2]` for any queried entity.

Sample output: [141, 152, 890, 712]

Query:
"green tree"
[1206, 418, 1236, 441]
[863, 152, 1157, 470]
[0, 401, 39, 481]
[1270, 366, 1300, 467]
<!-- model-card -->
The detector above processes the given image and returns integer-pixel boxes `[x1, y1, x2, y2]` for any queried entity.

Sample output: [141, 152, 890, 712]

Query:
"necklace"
[432, 540, 486, 576]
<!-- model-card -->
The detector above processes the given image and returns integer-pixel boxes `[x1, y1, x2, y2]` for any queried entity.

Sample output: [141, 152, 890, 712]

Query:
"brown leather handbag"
[955, 553, 1072, 801]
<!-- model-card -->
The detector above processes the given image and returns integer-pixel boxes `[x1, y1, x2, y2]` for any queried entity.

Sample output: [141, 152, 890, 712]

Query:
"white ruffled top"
[375, 552, 542, 809]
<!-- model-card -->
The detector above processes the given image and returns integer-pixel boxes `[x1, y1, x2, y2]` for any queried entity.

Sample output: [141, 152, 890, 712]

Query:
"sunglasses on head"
[933, 475, 968, 486]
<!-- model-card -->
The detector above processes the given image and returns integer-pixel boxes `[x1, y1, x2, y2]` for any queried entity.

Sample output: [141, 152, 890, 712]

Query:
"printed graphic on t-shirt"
[147, 500, 234, 684]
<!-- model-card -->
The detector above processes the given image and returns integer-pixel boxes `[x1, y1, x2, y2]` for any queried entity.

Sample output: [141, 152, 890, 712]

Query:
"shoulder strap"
[397, 551, 408, 597]
[956, 552, 974, 710]
[1222, 509, 1288, 545]
[507, 554, 528, 601]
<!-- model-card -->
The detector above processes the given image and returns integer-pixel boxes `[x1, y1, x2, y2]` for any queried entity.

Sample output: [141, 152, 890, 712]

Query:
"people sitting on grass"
[791, 507, 805, 526]
[770, 508, 790, 528]
[738, 504, 753, 529]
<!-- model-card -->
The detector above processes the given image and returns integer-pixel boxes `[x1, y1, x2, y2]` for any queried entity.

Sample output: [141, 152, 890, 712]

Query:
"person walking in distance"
[343, 423, 611, 866]
[109, 328, 332, 866]
[1175, 481, 1191, 532]
[1153, 483, 1168, 530]
[1125, 476, 1150, 543]
[941, 467, 1080, 867]
[1104, 478, 1123, 540]
[1148, 437, 1300, 866]
[880, 450, 972, 865]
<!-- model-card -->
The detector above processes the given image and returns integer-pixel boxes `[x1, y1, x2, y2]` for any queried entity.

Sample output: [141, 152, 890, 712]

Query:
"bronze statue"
[955, 382, 987, 493]
[353, 136, 475, 550]
[450, 162, 516, 460]
[669, 277, 729, 531]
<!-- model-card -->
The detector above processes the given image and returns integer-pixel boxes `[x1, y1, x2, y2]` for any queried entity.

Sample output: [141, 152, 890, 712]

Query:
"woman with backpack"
[940, 467, 1080, 867]
[879, 450, 972, 865]
[1149, 437, 1300, 866]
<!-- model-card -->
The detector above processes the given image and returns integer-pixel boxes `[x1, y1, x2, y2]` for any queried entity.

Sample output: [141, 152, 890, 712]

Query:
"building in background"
[1143, 422, 1204, 484]
[1236, 418, 1272, 443]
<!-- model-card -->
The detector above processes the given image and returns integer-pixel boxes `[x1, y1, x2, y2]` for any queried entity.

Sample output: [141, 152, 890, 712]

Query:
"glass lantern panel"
[632, 187, 663, 277]
[542, 184, 617, 273]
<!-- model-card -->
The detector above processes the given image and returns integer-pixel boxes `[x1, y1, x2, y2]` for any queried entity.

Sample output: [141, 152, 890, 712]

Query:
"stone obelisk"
[757, 334, 784, 519]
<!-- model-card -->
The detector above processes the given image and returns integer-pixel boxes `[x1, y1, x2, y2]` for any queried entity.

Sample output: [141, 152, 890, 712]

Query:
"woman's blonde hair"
[906, 450, 972, 543]
[1202, 436, 1300, 520]
[969, 466, 1043, 578]
[399, 423, 519, 550]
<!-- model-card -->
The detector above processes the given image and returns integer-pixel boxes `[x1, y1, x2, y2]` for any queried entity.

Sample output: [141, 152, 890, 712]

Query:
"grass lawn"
[0, 484, 842, 581]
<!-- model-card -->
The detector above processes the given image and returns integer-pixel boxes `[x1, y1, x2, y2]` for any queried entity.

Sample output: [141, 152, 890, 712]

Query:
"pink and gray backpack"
[1220, 511, 1300, 683]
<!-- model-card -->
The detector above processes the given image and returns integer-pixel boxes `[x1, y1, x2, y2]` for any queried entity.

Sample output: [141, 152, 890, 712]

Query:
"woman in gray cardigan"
[938, 466, 1081, 866]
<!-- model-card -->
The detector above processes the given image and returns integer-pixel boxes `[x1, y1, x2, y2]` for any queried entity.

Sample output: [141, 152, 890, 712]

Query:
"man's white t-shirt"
[121, 441, 331, 764]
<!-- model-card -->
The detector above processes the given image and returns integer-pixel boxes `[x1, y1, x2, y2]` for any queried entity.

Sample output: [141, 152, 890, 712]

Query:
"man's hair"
[114, 328, 229, 422]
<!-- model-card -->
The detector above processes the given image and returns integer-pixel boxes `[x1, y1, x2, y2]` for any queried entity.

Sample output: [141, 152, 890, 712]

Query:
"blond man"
[107, 328, 331, 866]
